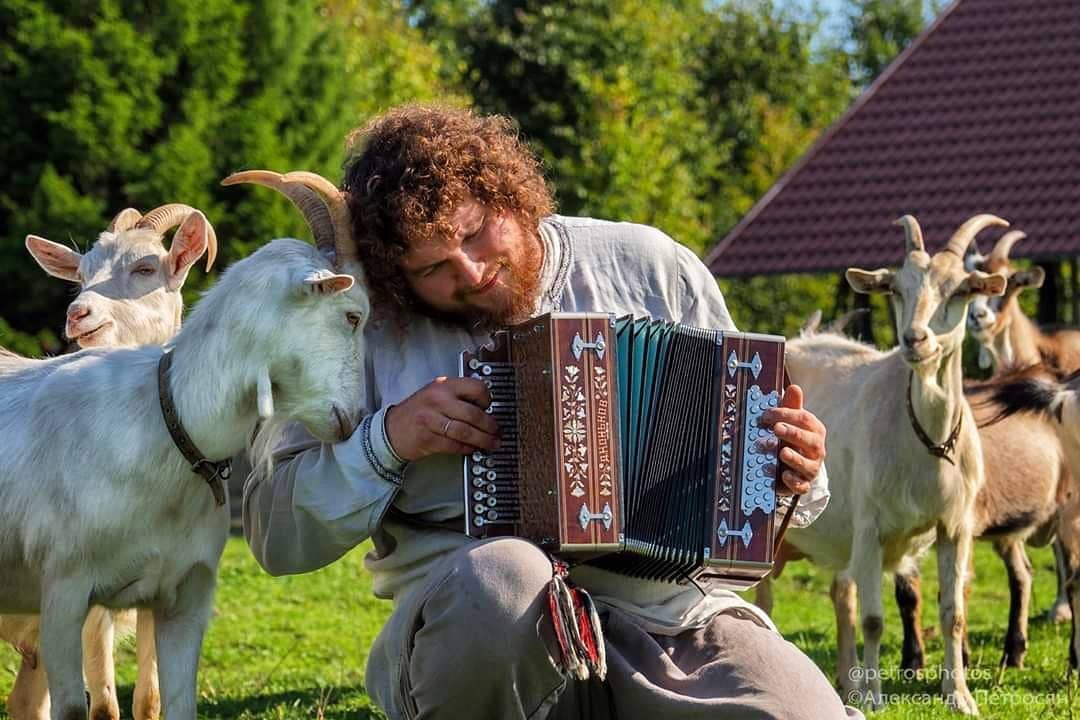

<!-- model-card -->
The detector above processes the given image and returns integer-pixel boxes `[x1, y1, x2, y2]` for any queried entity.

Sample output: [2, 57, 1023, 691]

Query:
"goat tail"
[985, 377, 1065, 425]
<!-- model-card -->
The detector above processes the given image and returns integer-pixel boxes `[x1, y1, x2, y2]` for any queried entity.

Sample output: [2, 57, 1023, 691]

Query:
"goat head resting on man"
[781, 215, 1006, 715]
[0, 186, 368, 720]
[3, 205, 218, 720]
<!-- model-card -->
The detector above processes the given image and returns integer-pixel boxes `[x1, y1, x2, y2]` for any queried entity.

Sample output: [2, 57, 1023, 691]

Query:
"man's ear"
[960, 270, 1007, 297]
[26, 235, 82, 282]
[846, 268, 894, 295]
[165, 211, 209, 291]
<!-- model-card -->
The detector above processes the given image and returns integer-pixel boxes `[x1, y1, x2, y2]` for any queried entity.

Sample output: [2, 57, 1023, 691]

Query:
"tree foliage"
[0, 0, 941, 352]
[0, 0, 451, 354]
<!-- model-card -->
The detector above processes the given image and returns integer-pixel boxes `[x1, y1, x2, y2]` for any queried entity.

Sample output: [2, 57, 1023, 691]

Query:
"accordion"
[460, 312, 788, 587]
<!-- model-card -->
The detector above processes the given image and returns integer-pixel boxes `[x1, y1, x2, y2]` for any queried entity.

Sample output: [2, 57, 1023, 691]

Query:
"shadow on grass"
[115, 683, 384, 720]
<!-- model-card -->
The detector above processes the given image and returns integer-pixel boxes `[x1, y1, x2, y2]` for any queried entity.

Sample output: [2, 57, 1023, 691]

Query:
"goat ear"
[165, 211, 209, 291]
[961, 270, 1007, 297]
[1012, 267, 1045, 290]
[25, 235, 82, 282]
[846, 268, 894, 295]
[300, 269, 355, 296]
[256, 367, 274, 419]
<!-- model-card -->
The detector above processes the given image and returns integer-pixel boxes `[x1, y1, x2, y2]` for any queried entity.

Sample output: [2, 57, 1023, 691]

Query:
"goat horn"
[944, 214, 1009, 257]
[135, 203, 219, 271]
[107, 208, 143, 233]
[990, 230, 1027, 261]
[280, 171, 357, 267]
[222, 170, 350, 266]
[894, 215, 924, 253]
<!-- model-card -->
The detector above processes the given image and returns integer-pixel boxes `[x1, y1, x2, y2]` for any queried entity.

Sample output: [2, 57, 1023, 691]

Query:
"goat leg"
[133, 608, 161, 720]
[39, 580, 93, 720]
[81, 608, 119, 720]
[937, 526, 978, 715]
[153, 563, 218, 720]
[993, 539, 1031, 668]
[830, 573, 859, 700]
[851, 528, 885, 711]
[1051, 539, 1073, 623]
[894, 567, 925, 672]
[7, 647, 50, 720]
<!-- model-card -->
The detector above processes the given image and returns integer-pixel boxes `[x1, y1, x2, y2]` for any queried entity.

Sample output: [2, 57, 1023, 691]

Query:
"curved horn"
[107, 208, 142, 233]
[135, 203, 219, 270]
[990, 230, 1027, 261]
[222, 170, 338, 261]
[944, 214, 1009, 257]
[894, 215, 924, 253]
[280, 171, 357, 267]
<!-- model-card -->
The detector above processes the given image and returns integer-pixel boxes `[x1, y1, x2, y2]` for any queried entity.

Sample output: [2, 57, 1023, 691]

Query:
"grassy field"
[1, 537, 1078, 719]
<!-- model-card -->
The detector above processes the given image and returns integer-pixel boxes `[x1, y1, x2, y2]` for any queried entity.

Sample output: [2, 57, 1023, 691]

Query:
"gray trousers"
[383, 537, 860, 720]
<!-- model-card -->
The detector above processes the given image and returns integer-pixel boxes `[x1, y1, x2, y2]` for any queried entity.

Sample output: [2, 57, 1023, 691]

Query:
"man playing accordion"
[243, 104, 858, 720]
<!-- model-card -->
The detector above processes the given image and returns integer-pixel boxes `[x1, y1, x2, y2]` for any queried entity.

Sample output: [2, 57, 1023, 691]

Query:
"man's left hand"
[763, 384, 826, 496]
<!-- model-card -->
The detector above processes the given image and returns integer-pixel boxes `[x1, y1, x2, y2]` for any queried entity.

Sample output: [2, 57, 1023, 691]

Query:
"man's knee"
[441, 538, 553, 623]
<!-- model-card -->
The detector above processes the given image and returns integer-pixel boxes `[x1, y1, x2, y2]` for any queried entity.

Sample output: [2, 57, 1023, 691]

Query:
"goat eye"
[346, 311, 363, 330]
[131, 266, 155, 277]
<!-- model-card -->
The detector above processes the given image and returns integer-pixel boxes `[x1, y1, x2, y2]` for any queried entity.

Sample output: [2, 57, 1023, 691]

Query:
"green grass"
[1, 538, 1077, 718]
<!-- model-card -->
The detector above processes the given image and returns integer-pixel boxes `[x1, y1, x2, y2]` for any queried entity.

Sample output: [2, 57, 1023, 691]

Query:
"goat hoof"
[1049, 602, 1073, 624]
[91, 707, 119, 720]
[900, 652, 925, 672]
[945, 689, 979, 716]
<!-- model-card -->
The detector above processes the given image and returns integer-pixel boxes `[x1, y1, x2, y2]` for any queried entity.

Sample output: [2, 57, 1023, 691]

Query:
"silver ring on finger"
[442, 418, 453, 437]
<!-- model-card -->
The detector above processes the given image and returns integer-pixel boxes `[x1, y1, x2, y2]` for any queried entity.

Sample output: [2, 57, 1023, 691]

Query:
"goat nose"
[903, 327, 928, 348]
[67, 304, 91, 322]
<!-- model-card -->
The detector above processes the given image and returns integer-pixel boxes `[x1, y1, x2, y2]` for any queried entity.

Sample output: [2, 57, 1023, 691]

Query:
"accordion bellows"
[461, 313, 786, 587]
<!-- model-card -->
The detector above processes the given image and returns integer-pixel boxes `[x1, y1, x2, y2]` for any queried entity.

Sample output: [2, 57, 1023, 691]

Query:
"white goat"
[5, 204, 218, 720]
[783, 215, 1007, 714]
[24, 205, 217, 349]
[0, 178, 368, 720]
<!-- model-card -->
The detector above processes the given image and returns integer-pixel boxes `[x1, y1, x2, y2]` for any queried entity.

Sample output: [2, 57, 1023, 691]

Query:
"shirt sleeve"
[242, 407, 407, 576]
[672, 242, 831, 527]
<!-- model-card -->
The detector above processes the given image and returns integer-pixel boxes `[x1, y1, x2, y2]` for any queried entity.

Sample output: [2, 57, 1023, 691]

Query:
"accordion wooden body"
[460, 312, 786, 587]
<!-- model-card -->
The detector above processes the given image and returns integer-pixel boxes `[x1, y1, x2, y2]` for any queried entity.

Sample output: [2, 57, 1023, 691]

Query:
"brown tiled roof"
[705, 0, 1080, 277]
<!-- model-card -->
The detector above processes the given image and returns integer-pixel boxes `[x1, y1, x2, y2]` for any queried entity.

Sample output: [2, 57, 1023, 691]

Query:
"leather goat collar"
[905, 371, 963, 466]
[157, 350, 229, 506]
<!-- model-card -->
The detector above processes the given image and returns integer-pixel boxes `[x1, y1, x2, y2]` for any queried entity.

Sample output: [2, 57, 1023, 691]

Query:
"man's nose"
[455, 253, 486, 287]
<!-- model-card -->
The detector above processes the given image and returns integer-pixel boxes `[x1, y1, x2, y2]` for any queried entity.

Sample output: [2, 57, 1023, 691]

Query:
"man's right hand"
[385, 376, 501, 462]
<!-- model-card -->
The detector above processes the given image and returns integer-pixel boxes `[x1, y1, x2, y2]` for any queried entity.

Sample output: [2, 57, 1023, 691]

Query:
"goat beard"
[410, 229, 545, 332]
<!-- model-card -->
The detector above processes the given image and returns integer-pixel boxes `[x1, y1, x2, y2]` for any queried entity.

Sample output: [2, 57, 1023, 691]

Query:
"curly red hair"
[342, 104, 554, 320]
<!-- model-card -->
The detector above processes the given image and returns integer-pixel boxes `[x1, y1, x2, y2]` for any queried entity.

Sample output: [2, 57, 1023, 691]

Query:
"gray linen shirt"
[243, 215, 829, 635]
